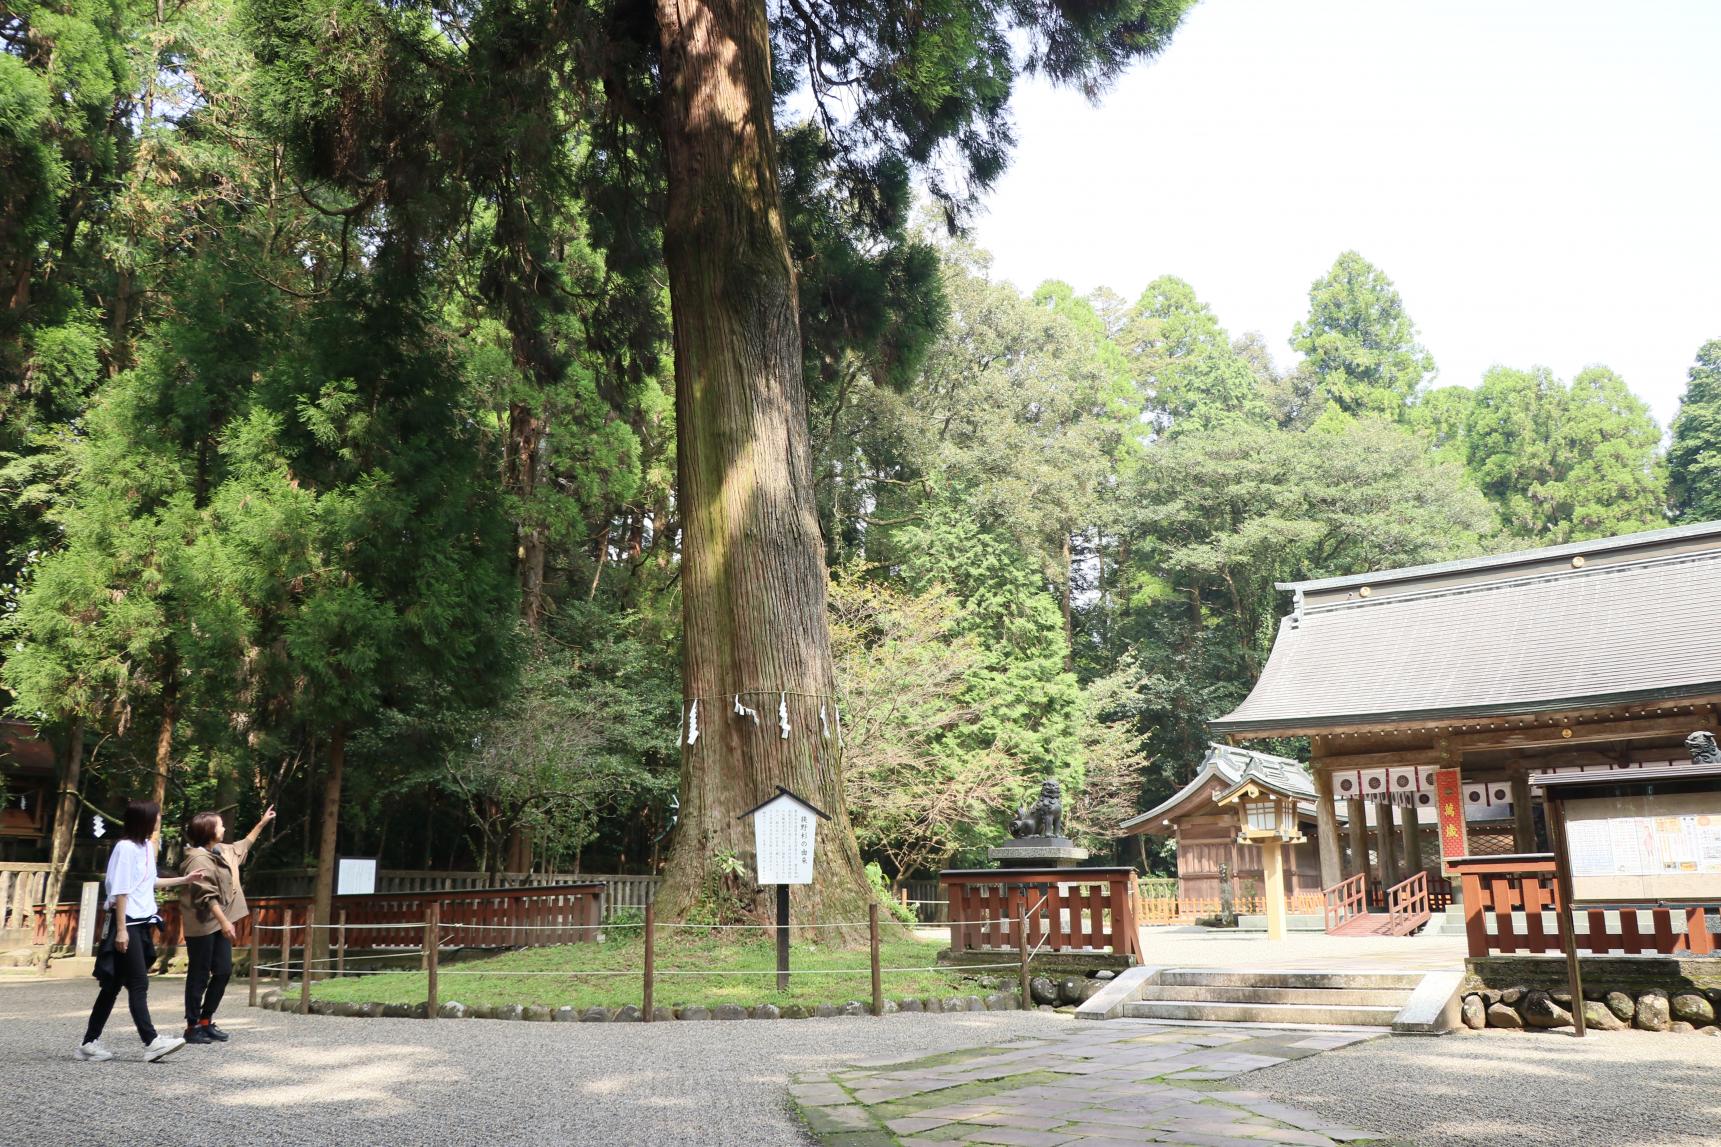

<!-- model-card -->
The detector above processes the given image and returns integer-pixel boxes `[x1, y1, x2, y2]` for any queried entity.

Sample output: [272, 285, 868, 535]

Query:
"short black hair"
[121, 799, 160, 844]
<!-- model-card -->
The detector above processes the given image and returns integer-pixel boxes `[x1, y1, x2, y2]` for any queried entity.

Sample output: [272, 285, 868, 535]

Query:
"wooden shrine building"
[1210, 521, 1721, 924]
[1119, 744, 1335, 908]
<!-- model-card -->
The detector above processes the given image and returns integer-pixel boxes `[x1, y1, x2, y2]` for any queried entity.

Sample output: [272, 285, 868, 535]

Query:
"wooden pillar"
[1346, 798, 1369, 879]
[1378, 803, 1401, 889]
[1511, 773, 1536, 853]
[1400, 800, 1424, 876]
[1261, 839, 1287, 940]
[1313, 765, 1343, 891]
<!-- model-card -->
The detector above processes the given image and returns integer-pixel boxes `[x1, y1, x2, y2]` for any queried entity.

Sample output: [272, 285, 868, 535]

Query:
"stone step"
[1124, 999, 1403, 1027]
[1142, 984, 1411, 1007]
[1153, 969, 1425, 991]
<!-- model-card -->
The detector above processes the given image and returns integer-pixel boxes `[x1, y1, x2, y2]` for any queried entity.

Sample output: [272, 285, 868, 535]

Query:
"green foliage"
[1462, 365, 1664, 542]
[1115, 418, 1500, 801]
[865, 862, 918, 924]
[1123, 275, 1270, 434]
[1291, 251, 1435, 419]
[1669, 340, 1721, 524]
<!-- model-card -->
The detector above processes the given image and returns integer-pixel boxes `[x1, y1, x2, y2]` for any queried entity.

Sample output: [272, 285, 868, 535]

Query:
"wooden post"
[1312, 765, 1343, 891]
[426, 902, 440, 1020]
[1545, 793, 1587, 1037]
[1511, 773, 1537, 853]
[1401, 800, 1425, 877]
[643, 902, 655, 1023]
[248, 919, 260, 1006]
[1261, 840, 1287, 941]
[1018, 908, 1031, 1010]
[1378, 804, 1401, 891]
[775, 883, 790, 993]
[337, 908, 347, 977]
[280, 907, 293, 991]
[869, 903, 882, 1017]
[299, 910, 313, 1014]
[1346, 798, 1369, 879]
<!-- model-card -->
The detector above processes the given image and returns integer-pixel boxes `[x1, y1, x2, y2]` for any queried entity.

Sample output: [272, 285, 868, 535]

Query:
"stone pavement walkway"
[790, 1020, 1391, 1147]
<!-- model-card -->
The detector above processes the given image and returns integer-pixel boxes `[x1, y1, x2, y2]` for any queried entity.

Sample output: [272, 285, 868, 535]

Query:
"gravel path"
[2, 977, 1072, 1147]
[1251, 1026, 1721, 1147]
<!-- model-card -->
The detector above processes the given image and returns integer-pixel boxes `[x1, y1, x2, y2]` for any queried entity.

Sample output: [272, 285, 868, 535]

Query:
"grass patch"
[309, 932, 1005, 1010]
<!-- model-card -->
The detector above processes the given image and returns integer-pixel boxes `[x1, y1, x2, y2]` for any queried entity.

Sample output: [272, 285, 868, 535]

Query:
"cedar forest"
[4, 0, 1721, 939]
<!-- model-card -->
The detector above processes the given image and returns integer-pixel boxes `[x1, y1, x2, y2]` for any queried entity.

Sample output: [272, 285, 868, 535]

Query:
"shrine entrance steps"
[1121, 969, 1422, 1028]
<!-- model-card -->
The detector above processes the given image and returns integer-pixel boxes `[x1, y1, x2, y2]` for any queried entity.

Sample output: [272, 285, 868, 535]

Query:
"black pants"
[184, 931, 233, 1026]
[84, 921, 157, 1046]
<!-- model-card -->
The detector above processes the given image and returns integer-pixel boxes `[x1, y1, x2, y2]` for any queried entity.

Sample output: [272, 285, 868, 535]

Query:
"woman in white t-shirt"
[76, 799, 210, 1063]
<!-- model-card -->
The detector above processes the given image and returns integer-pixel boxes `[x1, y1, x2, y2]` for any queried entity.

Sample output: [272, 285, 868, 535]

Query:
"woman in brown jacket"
[179, 804, 274, 1044]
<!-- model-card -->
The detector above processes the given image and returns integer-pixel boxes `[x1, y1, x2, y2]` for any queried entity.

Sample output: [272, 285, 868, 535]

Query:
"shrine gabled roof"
[1119, 744, 1322, 836]
[1212, 522, 1721, 737]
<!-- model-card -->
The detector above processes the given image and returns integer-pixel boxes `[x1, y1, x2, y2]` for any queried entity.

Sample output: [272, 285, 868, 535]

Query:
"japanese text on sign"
[753, 796, 817, 885]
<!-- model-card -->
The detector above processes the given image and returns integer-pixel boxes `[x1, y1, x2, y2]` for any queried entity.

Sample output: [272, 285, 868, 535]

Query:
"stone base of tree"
[253, 988, 1022, 1021]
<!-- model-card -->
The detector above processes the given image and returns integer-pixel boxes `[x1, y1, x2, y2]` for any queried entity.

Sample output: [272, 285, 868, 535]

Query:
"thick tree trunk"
[36, 718, 85, 969]
[310, 726, 345, 968]
[149, 667, 176, 836]
[507, 402, 548, 628]
[652, 0, 875, 941]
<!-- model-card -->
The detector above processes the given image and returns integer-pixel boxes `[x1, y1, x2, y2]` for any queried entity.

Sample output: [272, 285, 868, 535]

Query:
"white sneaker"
[141, 1035, 185, 1063]
[74, 1041, 114, 1061]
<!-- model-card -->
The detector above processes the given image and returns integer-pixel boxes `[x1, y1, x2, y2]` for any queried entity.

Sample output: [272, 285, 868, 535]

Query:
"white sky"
[970, 0, 1721, 427]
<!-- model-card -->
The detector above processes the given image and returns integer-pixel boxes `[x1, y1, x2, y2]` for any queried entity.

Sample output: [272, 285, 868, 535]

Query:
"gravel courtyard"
[1253, 1025, 1721, 1147]
[2, 977, 1072, 1147]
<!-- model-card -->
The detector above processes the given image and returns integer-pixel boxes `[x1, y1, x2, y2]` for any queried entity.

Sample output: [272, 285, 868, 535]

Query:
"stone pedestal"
[988, 838, 1089, 869]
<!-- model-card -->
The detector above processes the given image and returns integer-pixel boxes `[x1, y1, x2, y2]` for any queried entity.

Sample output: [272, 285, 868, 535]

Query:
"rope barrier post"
[426, 903, 439, 1020]
[248, 920, 260, 1006]
[280, 907, 293, 992]
[337, 908, 347, 977]
[1018, 909, 1031, 1011]
[869, 903, 882, 1017]
[642, 902, 655, 1023]
[299, 910, 313, 1015]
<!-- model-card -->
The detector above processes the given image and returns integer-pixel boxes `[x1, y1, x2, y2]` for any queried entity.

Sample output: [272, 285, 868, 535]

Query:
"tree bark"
[651, 0, 875, 940]
[37, 718, 85, 969]
[149, 665, 176, 837]
[310, 726, 345, 968]
[507, 402, 548, 628]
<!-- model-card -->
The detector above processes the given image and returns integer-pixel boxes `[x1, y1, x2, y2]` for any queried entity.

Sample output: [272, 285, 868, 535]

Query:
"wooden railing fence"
[71, 882, 607, 955]
[1386, 870, 1432, 935]
[1448, 854, 1721, 958]
[1323, 873, 1367, 932]
[941, 868, 1141, 960]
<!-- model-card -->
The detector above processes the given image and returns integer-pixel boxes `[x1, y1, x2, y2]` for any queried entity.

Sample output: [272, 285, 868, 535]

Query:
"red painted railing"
[54, 883, 606, 953]
[1323, 873, 1367, 933]
[1386, 870, 1431, 936]
[941, 868, 1141, 960]
[1448, 855, 1721, 958]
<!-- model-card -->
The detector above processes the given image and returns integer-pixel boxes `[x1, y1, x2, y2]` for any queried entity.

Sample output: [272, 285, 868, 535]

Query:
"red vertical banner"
[1435, 768, 1468, 868]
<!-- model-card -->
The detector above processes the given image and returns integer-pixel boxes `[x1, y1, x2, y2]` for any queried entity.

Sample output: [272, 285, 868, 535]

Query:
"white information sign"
[752, 794, 817, 886]
[336, 857, 378, 896]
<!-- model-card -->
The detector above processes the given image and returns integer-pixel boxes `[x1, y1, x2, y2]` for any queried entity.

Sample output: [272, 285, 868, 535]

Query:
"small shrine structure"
[1119, 744, 1337, 920]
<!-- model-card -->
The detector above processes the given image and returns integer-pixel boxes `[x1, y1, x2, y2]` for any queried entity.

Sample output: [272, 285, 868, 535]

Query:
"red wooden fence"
[59, 883, 605, 953]
[1448, 855, 1720, 958]
[941, 868, 1141, 961]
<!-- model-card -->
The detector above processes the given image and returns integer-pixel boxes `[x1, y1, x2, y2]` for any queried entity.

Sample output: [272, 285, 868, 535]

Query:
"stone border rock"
[1458, 985, 1721, 1034]
[253, 988, 1023, 1021]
